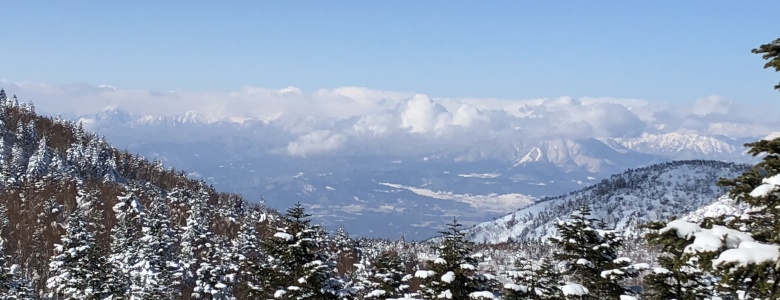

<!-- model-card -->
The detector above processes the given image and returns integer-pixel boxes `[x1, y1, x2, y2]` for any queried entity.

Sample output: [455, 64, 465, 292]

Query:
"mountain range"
[75, 108, 758, 239]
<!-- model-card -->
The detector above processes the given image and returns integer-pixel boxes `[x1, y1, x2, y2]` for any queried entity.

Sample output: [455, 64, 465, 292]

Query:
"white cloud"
[2, 79, 778, 157]
[691, 95, 733, 116]
[286, 130, 346, 157]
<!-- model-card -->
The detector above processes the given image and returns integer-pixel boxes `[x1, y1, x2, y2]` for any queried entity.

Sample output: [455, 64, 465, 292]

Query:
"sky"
[1, 1, 779, 107]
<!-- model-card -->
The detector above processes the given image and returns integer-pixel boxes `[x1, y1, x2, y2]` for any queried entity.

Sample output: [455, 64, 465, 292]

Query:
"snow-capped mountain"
[608, 132, 747, 161]
[73, 108, 759, 239]
[463, 160, 747, 244]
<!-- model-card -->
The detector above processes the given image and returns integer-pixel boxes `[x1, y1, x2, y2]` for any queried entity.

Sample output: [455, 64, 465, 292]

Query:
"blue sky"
[1, 1, 778, 104]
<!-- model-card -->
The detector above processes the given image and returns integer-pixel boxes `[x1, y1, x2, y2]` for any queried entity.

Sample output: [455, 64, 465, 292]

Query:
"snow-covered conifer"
[363, 250, 409, 299]
[259, 202, 339, 300]
[643, 220, 713, 300]
[417, 217, 496, 299]
[47, 211, 111, 299]
[549, 205, 641, 300]
[504, 258, 564, 300]
[108, 190, 145, 297]
[135, 197, 182, 298]
[709, 137, 780, 299]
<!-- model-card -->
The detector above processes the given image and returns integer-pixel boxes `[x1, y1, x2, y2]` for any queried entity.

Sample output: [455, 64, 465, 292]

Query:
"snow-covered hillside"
[464, 160, 747, 244]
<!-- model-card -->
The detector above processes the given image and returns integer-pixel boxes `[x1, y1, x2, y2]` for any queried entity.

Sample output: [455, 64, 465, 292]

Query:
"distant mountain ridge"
[463, 160, 747, 244]
[74, 108, 757, 238]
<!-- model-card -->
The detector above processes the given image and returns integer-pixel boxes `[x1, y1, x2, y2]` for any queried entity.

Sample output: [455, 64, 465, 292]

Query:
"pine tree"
[192, 238, 237, 299]
[643, 220, 713, 300]
[752, 37, 780, 91]
[26, 134, 51, 180]
[711, 137, 780, 299]
[0, 239, 34, 299]
[108, 190, 145, 297]
[231, 213, 265, 298]
[135, 197, 182, 298]
[259, 202, 338, 300]
[549, 205, 640, 300]
[46, 211, 111, 299]
[362, 251, 410, 299]
[504, 258, 565, 300]
[179, 187, 212, 285]
[417, 217, 496, 300]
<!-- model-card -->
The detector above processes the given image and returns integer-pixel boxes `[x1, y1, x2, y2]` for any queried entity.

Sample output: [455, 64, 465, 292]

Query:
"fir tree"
[643, 220, 713, 300]
[712, 136, 780, 299]
[46, 211, 111, 299]
[0, 239, 34, 299]
[135, 197, 182, 298]
[752, 37, 780, 91]
[108, 191, 145, 297]
[362, 251, 409, 299]
[549, 205, 640, 300]
[192, 238, 237, 300]
[504, 258, 565, 300]
[179, 187, 212, 285]
[230, 213, 265, 298]
[259, 202, 338, 300]
[417, 217, 496, 300]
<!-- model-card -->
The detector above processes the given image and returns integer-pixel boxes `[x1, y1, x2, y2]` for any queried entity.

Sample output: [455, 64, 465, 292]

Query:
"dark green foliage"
[752, 38, 780, 91]
[643, 220, 712, 300]
[549, 205, 638, 300]
[503, 258, 564, 300]
[718, 138, 780, 243]
[259, 203, 338, 300]
[47, 211, 112, 299]
[418, 218, 496, 299]
[363, 251, 409, 299]
[714, 137, 780, 299]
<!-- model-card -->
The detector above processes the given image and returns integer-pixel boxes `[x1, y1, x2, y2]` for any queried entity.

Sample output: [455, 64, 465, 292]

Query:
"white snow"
[713, 241, 780, 268]
[366, 290, 386, 298]
[504, 283, 528, 292]
[749, 174, 780, 198]
[684, 225, 754, 254]
[414, 270, 435, 279]
[469, 291, 495, 298]
[434, 257, 447, 264]
[273, 232, 294, 241]
[661, 219, 702, 239]
[561, 283, 589, 296]
[441, 271, 455, 283]
[620, 296, 638, 300]
[378, 182, 534, 213]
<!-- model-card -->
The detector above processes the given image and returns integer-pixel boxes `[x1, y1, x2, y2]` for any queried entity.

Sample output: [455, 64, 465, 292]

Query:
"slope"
[464, 160, 747, 244]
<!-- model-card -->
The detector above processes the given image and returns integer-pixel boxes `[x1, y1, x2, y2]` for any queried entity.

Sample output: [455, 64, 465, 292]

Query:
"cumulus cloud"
[691, 95, 733, 116]
[1, 79, 778, 157]
[286, 130, 346, 157]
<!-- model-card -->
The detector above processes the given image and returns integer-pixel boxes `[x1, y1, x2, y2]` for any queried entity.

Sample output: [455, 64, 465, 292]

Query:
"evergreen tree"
[231, 213, 265, 298]
[417, 217, 496, 300]
[549, 205, 640, 300]
[259, 203, 339, 300]
[46, 211, 111, 299]
[504, 258, 565, 300]
[108, 191, 145, 297]
[192, 238, 237, 300]
[752, 38, 780, 91]
[135, 197, 182, 298]
[362, 251, 409, 299]
[643, 220, 713, 300]
[26, 135, 51, 180]
[711, 136, 780, 299]
[179, 187, 212, 284]
[0, 239, 34, 299]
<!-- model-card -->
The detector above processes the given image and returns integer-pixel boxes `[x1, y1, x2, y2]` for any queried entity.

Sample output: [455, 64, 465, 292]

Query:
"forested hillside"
[0, 90, 282, 298]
